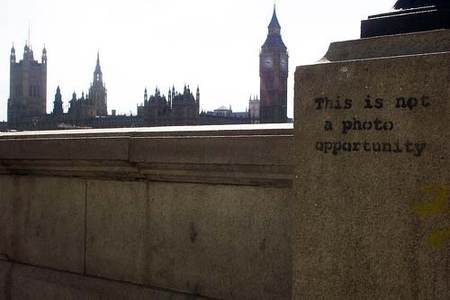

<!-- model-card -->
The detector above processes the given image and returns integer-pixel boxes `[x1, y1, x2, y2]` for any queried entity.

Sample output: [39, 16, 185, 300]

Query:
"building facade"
[6, 7, 290, 130]
[248, 95, 260, 123]
[89, 52, 107, 116]
[8, 43, 47, 129]
[137, 85, 200, 126]
[259, 7, 288, 123]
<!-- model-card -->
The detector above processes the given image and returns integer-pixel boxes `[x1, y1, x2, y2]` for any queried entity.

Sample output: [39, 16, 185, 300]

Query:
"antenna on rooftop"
[27, 21, 31, 46]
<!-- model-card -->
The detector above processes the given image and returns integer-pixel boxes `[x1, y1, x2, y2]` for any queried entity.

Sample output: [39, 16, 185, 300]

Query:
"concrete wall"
[0, 124, 294, 299]
[293, 30, 450, 299]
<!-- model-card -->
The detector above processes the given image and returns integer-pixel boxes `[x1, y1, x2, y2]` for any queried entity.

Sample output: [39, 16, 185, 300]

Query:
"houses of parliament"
[4, 8, 289, 130]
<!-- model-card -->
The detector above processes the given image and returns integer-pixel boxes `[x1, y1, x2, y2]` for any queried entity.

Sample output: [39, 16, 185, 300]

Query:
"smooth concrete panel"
[9, 176, 85, 273]
[130, 135, 293, 166]
[0, 176, 13, 257]
[145, 182, 292, 299]
[0, 260, 13, 300]
[86, 180, 147, 284]
[5, 261, 198, 300]
[0, 137, 129, 161]
[294, 50, 449, 299]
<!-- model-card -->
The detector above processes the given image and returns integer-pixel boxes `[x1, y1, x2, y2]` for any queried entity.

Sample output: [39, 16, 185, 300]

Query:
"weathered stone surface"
[324, 29, 450, 62]
[0, 137, 129, 160]
[0, 125, 294, 299]
[0, 125, 293, 187]
[85, 180, 147, 284]
[130, 135, 293, 166]
[294, 45, 449, 298]
[0, 177, 13, 257]
[8, 176, 85, 273]
[81, 180, 292, 299]
[145, 182, 292, 299]
[0, 260, 13, 300]
[82, 180, 292, 299]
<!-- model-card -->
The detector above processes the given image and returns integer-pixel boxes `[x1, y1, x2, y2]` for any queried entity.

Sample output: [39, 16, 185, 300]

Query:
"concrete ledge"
[323, 29, 450, 62]
[0, 137, 129, 160]
[0, 125, 293, 187]
[0, 123, 293, 139]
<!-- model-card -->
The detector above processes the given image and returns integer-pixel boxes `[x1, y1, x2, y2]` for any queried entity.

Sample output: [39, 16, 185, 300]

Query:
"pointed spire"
[53, 86, 64, 115]
[42, 45, 47, 64]
[95, 51, 101, 72]
[196, 85, 200, 103]
[10, 43, 16, 63]
[268, 4, 281, 34]
[93, 51, 103, 83]
[262, 4, 286, 50]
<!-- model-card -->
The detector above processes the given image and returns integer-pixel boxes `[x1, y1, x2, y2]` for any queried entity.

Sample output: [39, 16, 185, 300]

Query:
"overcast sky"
[0, 0, 394, 121]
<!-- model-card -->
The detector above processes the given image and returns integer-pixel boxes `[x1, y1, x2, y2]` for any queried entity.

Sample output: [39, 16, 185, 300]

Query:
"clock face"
[280, 56, 288, 71]
[263, 56, 273, 69]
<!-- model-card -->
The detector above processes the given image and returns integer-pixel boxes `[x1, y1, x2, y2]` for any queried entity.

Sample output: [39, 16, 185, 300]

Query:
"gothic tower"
[8, 42, 47, 127]
[89, 52, 107, 116]
[259, 6, 288, 123]
[53, 86, 63, 115]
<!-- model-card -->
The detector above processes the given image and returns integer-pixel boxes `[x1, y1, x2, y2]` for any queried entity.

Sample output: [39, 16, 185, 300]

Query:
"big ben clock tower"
[260, 6, 288, 123]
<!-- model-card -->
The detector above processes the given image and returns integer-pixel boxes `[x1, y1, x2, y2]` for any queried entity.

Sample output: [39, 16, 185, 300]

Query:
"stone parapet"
[0, 124, 293, 187]
[0, 124, 294, 299]
[294, 30, 449, 299]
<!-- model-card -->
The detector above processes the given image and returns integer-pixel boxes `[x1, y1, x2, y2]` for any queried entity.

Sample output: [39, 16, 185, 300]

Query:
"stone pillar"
[293, 30, 449, 299]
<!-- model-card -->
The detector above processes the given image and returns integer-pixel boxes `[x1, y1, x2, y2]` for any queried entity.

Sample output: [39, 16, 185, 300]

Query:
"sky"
[0, 0, 395, 121]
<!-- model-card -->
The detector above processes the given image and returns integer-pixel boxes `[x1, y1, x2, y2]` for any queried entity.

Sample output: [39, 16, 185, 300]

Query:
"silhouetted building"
[248, 95, 260, 123]
[8, 43, 47, 128]
[52, 86, 63, 115]
[68, 91, 96, 120]
[89, 52, 107, 116]
[6, 6, 291, 130]
[260, 6, 288, 123]
[66, 53, 107, 120]
[206, 105, 248, 119]
[137, 85, 200, 125]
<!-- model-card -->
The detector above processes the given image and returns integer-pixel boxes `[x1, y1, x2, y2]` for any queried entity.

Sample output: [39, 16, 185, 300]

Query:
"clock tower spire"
[259, 5, 288, 123]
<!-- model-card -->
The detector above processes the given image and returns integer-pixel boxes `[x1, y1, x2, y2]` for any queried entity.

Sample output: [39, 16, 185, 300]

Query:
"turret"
[10, 44, 16, 64]
[168, 90, 172, 109]
[144, 88, 148, 104]
[196, 86, 200, 104]
[53, 86, 63, 115]
[42, 47, 47, 64]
